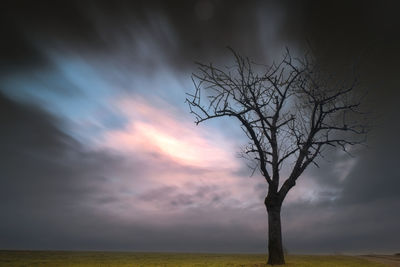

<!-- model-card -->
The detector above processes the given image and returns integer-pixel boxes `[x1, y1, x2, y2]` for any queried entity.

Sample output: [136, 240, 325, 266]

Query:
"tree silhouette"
[186, 48, 367, 265]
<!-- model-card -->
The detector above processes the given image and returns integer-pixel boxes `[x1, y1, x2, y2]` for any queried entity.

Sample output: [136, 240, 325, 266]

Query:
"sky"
[0, 0, 399, 254]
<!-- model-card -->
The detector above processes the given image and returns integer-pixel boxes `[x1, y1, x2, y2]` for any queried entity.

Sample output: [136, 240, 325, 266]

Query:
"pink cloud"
[85, 95, 266, 219]
[88, 95, 334, 226]
[101, 96, 240, 170]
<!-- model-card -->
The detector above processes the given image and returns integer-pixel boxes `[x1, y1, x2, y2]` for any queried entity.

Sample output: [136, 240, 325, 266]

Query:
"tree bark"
[266, 200, 285, 265]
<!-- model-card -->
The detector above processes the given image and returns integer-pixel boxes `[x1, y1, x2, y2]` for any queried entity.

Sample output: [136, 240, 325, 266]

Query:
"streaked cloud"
[102, 96, 239, 169]
[1, 0, 399, 254]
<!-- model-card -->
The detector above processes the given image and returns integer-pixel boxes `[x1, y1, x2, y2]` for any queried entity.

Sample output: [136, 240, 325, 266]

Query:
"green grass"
[0, 251, 387, 267]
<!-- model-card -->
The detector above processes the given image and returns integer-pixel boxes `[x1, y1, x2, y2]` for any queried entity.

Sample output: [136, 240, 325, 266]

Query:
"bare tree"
[186, 48, 367, 265]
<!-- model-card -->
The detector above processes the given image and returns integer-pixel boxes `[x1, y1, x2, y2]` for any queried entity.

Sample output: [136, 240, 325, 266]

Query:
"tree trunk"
[266, 202, 285, 265]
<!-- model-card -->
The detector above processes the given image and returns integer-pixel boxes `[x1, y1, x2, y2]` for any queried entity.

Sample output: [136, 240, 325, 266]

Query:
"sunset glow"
[102, 97, 240, 169]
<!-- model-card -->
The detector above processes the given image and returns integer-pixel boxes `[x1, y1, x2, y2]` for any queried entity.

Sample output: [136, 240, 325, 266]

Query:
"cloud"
[0, 1, 287, 77]
[0, 92, 123, 248]
[1, 0, 400, 254]
[0, 92, 268, 252]
[101, 96, 239, 169]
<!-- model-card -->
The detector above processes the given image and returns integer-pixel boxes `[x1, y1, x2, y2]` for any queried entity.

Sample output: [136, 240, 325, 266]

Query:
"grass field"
[0, 251, 389, 267]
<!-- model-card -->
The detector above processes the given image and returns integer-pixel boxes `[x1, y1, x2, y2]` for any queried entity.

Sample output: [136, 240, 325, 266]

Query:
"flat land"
[0, 251, 392, 267]
[359, 255, 400, 267]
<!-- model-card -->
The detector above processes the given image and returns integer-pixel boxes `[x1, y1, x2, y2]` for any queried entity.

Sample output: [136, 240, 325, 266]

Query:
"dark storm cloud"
[278, 115, 400, 253]
[282, 198, 400, 253]
[0, 0, 285, 76]
[0, 92, 118, 248]
[3, 0, 398, 74]
[262, 0, 400, 253]
[1, 0, 400, 253]
[281, 0, 400, 99]
[0, 1, 97, 72]
[339, 121, 400, 204]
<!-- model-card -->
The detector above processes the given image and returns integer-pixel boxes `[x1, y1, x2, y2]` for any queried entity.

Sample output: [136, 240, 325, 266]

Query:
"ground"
[0, 251, 393, 266]
[359, 255, 400, 267]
